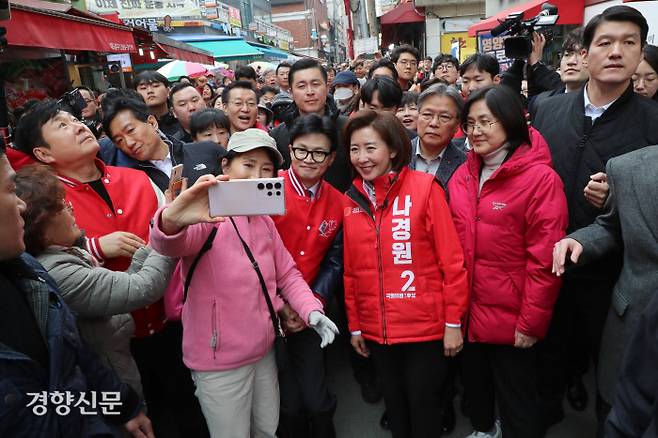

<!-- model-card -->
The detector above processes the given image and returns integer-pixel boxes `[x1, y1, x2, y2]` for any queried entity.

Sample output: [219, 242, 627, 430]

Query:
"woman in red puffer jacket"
[343, 110, 469, 438]
[448, 86, 568, 438]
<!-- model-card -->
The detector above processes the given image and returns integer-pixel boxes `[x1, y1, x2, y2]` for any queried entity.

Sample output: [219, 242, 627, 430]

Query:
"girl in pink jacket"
[150, 129, 338, 438]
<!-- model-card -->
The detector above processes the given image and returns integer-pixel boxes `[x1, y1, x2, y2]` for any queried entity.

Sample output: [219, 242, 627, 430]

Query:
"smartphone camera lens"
[274, 182, 282, 189]
[268, 191, 273, 196]
[257, 183, 265, 190]
[266, 183, 273, 189]
[276, 191, 281, 196]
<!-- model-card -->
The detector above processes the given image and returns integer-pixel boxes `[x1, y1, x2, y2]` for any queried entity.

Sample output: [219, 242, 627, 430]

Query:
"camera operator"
[529, 28, 589, 116]
[79, 87, 104, 137]
[501, 32, 561, 100]
[58, 88, 104, 139]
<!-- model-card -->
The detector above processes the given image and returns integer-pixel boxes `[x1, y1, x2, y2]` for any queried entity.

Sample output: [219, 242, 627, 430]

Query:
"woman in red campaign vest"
[342, 110, 469, 438]
[448, 86, 568, 438]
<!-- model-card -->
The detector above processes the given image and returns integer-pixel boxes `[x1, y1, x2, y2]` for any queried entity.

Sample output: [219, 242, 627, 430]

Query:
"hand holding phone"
[168, 164, 184, 201]
[161, 174, 228, 235]
[208, 177, 286, 217]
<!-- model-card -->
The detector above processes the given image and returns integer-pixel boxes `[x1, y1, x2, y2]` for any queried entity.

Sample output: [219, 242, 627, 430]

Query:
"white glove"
[308, 311, 339, 348]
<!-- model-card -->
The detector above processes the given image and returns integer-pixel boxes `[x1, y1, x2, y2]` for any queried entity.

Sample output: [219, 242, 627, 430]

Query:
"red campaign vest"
[272, 169, 343, 289]
[342, 168, 468, 345]
[58, 160, 165, 338]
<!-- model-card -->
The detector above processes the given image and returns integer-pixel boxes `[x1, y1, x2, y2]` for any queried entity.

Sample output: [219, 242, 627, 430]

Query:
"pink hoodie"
[150, 207, 323, 371]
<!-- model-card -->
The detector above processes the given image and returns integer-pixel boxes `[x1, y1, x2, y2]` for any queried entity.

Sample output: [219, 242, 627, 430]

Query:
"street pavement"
[326, 336, 597, 438]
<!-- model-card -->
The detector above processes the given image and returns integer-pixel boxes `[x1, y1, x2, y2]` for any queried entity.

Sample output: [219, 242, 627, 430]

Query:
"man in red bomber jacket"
[271, 115, 344, 438]
[13, 101, 202, 438]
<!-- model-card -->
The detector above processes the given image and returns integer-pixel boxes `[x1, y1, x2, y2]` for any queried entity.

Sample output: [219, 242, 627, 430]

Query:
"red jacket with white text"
[272, 169, 344, 304]
[58, 159, 164, 337]
[448, 128, 568, 344]
[342, 167, 469, 345]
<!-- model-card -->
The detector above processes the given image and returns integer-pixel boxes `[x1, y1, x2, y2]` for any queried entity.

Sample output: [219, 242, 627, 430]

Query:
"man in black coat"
[270, 59, 351, 193]
[531, 5, 658, 432]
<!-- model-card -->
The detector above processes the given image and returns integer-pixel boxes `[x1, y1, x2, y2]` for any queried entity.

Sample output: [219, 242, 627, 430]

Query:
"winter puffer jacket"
[343, 167, 469, 345]
[448, 128, 568, 344]
[37, 246, 175, 397]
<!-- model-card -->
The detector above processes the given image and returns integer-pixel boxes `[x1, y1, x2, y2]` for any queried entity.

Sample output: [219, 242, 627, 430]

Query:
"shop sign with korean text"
[477, 32, 513, 72]
[87, 0, 201, 19]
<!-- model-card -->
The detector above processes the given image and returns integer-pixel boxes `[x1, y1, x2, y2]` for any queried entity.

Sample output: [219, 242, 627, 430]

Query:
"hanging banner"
[228, 6, 241, 28]
[87, 0, 201, 20]
[477, 32, 513, 72]
[216, 2, 229, 23]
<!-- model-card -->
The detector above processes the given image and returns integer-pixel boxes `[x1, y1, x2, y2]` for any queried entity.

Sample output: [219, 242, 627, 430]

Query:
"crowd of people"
[2, 4, 658, 438]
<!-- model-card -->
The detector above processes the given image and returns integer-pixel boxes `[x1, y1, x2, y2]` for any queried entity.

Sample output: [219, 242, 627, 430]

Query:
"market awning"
[96, 12, 215, 64]
[2, 0, 136, 53]
[468, 0, 584, 37]
[152, 34, 214, 64]
[187, 39, 263, 60]
[248, 43, 289, 60]
[380, 2, 425, 26]
[155, 43, 214, 64]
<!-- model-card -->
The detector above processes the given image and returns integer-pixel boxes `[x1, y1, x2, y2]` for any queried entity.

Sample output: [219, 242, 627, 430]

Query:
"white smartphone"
[208, 177, 286, 217]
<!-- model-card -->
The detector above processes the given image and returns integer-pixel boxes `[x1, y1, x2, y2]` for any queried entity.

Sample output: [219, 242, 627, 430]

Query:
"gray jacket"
[410, 136, 467, 190]
[569, 145, 658, 404]
[37, 246, 175, 397]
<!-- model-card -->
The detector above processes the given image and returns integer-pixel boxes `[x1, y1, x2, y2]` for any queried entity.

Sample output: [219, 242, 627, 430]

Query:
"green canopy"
[188, 40, 263, 60]
[248, 43, 289, 60]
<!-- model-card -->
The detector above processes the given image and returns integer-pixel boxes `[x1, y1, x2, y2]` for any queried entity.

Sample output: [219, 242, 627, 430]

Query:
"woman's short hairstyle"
[15, 164, 66, 256]
[418, 83, 464, 118]
[288, 114, 338, 151]
[462, 86, 530, 151]
[343, 110, 411, 173]
[190, 108, 230, 138]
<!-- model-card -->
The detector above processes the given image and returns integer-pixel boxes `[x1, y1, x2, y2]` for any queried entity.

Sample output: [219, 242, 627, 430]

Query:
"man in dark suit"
[553, 145, 658, 430]
[410, 83, 466, 191]
[605, 290, 658, 438]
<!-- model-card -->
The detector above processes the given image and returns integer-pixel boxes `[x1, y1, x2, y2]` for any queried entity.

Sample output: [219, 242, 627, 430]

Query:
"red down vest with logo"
[342, 167, 469, 345]
[448, 128, 568, 345]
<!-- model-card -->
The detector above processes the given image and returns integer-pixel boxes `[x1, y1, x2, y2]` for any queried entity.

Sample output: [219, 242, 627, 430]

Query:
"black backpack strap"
[182, 226, 218, 303]
[229, 217, 284, 338]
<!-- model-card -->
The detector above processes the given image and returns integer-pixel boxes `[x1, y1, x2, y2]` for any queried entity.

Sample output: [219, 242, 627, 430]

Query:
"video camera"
[491, 2, 559, 59]
[57, 88, 101, 138]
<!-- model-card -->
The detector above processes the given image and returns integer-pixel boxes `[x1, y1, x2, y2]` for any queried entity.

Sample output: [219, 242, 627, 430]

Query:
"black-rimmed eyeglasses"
[292, 147, 332, 163]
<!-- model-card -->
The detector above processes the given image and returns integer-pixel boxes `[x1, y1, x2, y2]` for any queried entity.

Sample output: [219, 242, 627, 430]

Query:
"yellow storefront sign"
[440, 32, 477, 62]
